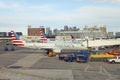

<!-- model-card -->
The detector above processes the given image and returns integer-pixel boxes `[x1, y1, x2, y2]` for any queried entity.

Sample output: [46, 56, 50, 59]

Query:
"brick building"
[28, 25, 45, 36]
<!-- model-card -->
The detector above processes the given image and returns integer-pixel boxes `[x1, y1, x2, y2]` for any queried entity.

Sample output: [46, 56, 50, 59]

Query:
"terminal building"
[28, 25, 45, 36]
[26, 25, 108, 41]
[20, 36, 41, 43]
[0, 32, 22, 43]
[108, 32, 120, 38]
[56, 25, 108, 40]
[22, 25, 46, 42]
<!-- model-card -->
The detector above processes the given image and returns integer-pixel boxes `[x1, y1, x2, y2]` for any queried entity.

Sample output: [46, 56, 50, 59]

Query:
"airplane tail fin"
[11, 30, 24, 46]
[70, 35, 75, 41]
[71, 35, 75, 39]
[40, 30, 47, 43]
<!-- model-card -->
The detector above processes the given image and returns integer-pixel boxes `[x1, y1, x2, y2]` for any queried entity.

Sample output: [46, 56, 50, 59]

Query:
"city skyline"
[0, 0, 120, 35]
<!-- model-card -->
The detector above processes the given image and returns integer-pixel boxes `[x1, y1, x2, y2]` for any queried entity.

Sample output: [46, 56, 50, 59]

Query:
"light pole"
[85, 37, 89, 48]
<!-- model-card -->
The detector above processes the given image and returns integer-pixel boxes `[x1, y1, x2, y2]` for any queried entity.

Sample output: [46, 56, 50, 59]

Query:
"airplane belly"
[53, 49, 61, 53]
[53, 48, 61, 53]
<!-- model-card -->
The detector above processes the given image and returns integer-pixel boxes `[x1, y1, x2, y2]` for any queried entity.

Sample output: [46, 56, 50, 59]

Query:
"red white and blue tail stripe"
[11, 30, 24, 46]
[40, 31, 47, 43]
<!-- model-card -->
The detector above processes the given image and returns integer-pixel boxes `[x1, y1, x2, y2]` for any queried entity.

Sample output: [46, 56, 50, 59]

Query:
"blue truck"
[59, 50, 90, 63]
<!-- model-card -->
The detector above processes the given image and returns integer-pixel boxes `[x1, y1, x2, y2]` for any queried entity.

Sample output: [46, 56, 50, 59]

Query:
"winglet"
[71, 35, 74, 39]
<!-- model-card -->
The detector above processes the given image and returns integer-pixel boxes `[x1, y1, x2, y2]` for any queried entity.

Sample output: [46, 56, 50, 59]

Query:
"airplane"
[39, 30, 80, 45]
[11, 30, 87, 53]
[40, 31, 120, 52]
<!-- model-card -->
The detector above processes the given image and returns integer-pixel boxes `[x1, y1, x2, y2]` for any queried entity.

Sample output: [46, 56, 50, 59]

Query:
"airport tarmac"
[0, 45, 120, 80]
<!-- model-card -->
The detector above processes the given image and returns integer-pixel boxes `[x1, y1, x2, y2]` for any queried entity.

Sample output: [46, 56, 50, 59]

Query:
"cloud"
[0, 0, 120, 33]
[92, 0, 120, 3]
[0, 0, 54, 12]
[0, 1, 21, 9]
[0, 6, 120, 26]
[71, 6, 120, 31]
[75, 6, 120, 17]
[76, 0, 120, 3]
[0, 1, 11, 8]
[28, 4, 55, 11]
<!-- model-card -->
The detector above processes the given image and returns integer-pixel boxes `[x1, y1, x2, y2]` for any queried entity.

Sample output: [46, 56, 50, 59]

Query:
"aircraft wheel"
[11, 48, 15, 51]
[4, 47, 8, 51]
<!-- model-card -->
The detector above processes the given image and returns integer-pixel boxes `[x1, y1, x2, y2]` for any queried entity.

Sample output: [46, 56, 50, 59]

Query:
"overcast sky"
[0, 0, 120, 35]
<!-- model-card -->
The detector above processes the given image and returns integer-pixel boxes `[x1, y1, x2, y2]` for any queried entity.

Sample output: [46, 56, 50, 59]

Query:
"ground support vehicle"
[44, 49, 56, 57]
[90, 53, 115, 62]
[89, 47, 120, 62]
[59, 51, 90, 63]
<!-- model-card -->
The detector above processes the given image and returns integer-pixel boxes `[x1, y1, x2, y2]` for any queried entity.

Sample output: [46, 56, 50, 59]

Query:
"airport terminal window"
[0, 32, 7, 36]
[119, 57, 120, 59]
[98, 47, 105, 50]
[27, 37, 31, 39]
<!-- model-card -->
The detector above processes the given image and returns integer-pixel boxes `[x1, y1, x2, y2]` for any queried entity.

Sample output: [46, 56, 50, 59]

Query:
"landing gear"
[4, 47, 8, 51]
[4, 43, 15, 51]
[11, 47, 15, 51]
[4, 47, 15, 51]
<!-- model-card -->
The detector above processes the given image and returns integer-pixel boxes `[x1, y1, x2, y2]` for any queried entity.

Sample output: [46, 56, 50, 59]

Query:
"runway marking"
[99, 66, 103, 73]
[8, 54, 46, 68]
[99, 66, 118, 80]
[102, 67, 111, 76]
[99, 66, 111, 76]
[0, 68, 55, 80]
[0, 68, 74, 80]
[3, 49, 24, 54]
[84, 65, 90, 72]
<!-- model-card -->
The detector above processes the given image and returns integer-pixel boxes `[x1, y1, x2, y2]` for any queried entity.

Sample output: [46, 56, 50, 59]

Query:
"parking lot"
[0, 45, 120, 80]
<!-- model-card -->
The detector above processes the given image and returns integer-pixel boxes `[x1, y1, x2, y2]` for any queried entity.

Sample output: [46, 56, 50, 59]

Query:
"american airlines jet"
[39, 30, 81, 45]
[11, 30, 87, 53]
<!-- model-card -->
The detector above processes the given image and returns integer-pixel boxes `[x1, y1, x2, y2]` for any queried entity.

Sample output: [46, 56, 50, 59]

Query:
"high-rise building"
[56, 25, 108, 40]
[83, 26, 88, 31]
[53, 29, 59, 36]
[27, 25, 45, 36]
[91, 25, 97, 31]
[108, 32, 114, 38]
[46, 27, 52, 37]
[115, 32, 120, 38]
[99, 24, 106, 32]
[64, 25, 69, 31]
